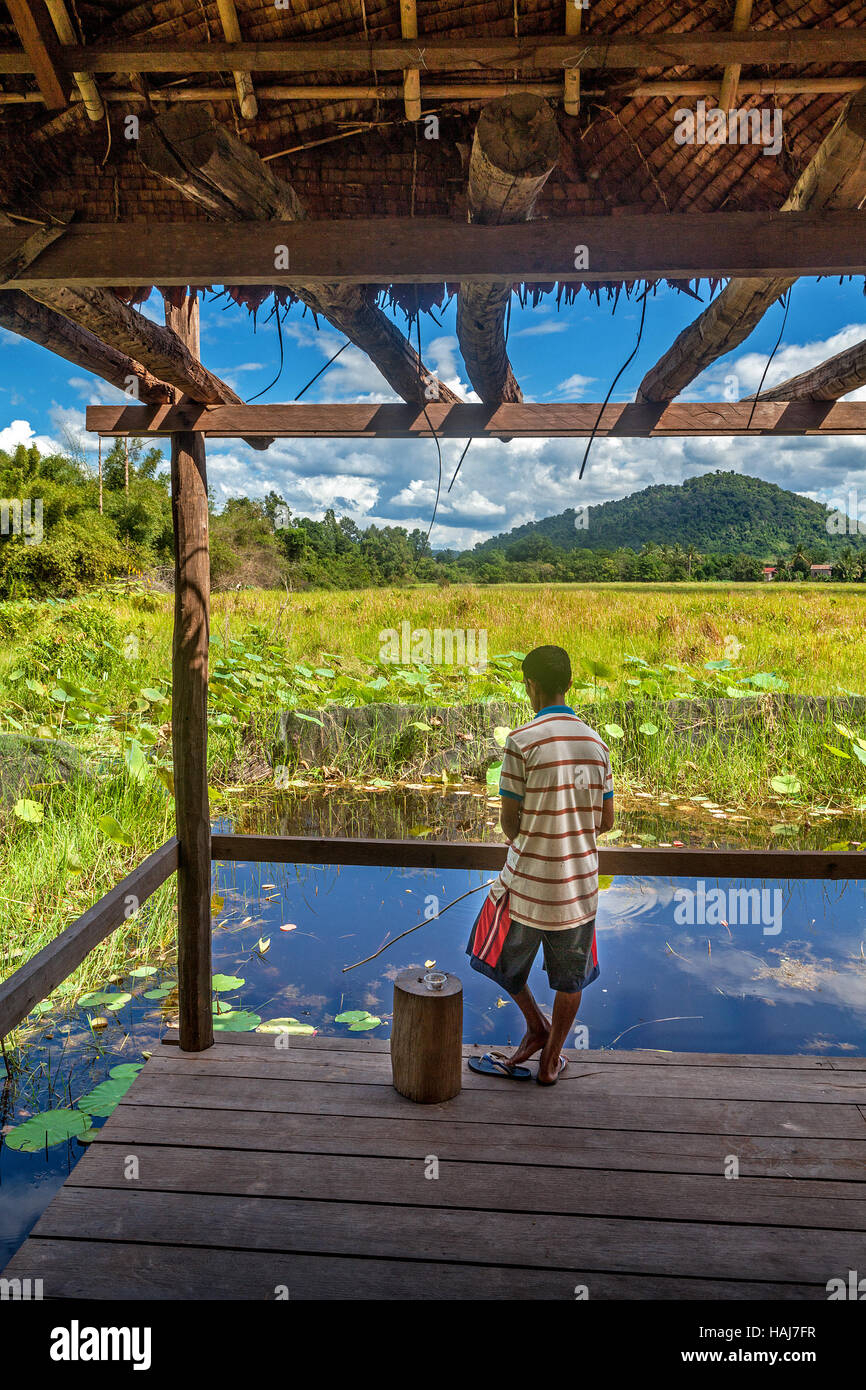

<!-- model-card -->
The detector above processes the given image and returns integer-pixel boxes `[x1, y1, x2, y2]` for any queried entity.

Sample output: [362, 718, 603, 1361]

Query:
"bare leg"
[537, 989, 581, 1084]
[506, 985, 551, 1065]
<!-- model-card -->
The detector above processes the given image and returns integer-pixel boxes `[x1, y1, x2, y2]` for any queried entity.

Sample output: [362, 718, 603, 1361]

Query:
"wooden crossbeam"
[2, 210, 866, 287]
[5, 0, 67, 108]
[3, 32, 866, 75]
[85, 400, 866, 439]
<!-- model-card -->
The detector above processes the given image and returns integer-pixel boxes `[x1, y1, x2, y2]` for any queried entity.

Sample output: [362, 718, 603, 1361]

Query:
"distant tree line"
[1, 445, 863, 599]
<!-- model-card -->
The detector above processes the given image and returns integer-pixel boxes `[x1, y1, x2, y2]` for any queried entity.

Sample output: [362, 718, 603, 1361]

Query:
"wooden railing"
[0, 838, 178, 1038]
[2, 832, 864, 1041]
[211, 834, 866, 880]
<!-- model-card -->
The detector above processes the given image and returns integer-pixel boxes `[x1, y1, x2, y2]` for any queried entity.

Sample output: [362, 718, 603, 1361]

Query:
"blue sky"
[1, 275, 864, 550]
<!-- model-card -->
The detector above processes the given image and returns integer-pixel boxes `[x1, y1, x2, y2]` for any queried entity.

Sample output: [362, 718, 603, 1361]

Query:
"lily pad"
[127, 966, 158, 979]
[5, 1108, 88, 1151]
[771, 774, 801, 796]
[77, 989, 121, 1009]
[105, 992, 132, 1011]
[212, 1009, 261, 1032]
[143, 981, 176, 1000]
[335, 1010, 370, 1023]
[349, 1017, 382, 1031]
[77, 1066, 142, 1117]
[212, 973, 245, 992]
[256, 1018, 317, 1035]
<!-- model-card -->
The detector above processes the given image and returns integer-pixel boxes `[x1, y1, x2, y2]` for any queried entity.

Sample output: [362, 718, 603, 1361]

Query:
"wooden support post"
[399, 0, 421, 122]
[168, 293, 213, 1053]
[391, 968, 462, 1103]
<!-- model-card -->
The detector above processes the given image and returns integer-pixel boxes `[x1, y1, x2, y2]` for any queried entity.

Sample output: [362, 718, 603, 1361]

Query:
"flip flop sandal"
[536, 1055, 568, 1086]
[467, 1051, 532, 1080]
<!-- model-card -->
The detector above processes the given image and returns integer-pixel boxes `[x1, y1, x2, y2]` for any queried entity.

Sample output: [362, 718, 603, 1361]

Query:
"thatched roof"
[1, 1, 863, 231]
[2, 2, 866, 410]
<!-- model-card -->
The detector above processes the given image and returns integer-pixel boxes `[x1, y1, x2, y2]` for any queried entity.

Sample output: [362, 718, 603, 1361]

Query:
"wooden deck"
[4, 1035, 866, 1300]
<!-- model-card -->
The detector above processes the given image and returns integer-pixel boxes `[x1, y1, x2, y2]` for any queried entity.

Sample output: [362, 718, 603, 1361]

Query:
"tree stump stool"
[390, 968, 463, 1103]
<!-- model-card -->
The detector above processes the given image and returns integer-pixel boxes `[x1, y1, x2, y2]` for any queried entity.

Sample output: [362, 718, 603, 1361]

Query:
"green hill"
[470, 471, 866, 561]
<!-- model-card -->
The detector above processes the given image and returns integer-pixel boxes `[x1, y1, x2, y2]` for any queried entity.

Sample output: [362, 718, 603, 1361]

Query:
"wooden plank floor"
[4, 1035, 866, 1300]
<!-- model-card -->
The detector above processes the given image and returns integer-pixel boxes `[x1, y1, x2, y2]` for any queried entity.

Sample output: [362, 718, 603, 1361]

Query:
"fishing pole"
[341, 878, 496, 972]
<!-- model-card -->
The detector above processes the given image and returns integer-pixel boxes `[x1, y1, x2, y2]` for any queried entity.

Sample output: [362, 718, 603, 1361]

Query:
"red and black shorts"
[466, 890, 599, 995]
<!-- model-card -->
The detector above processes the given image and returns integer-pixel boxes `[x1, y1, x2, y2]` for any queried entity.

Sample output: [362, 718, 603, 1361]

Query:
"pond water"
[2, 792, 865, 1270]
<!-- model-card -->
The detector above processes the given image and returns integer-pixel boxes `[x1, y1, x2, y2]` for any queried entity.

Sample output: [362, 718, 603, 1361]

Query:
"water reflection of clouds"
[659, 936, 866, 1012]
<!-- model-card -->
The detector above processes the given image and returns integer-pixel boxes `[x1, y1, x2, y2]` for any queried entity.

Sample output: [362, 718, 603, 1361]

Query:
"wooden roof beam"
[5, 0, 67, 109]
[4, 32, 866, 75]
[215, 0, 256, 120]
[749, 337, 866, 401]
[636, 83, 866, 404]
[2, 210, 865, 286]
[457, 94, 559, 403]
[25, 284, 271, 448]
[0, 289, 174, 403]
[85, 400, 866, 439]
[136, 105, 460, 406]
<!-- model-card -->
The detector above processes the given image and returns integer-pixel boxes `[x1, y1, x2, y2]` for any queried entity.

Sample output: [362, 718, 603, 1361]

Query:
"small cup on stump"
[390, 968, 463, 1103]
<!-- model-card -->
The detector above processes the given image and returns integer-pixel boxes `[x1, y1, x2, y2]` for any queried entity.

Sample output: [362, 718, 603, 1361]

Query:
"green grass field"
[1, 579, 865, 1030]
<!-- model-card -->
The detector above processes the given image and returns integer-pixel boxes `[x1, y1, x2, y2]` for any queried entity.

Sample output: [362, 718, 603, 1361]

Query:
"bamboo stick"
[1, 77, 861, 107]
[399, 0, 421, 122]
[44, 0, 103, 121]
[564, 0, 582, 117]
[216, 0, 257, 119]
[719, 0, 755, 113]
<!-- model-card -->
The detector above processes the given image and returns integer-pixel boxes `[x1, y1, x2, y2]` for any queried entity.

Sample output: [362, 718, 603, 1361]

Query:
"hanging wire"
[247, 294, 286, 401]
[415, 295, 444, 543]
[447, 438, 472, 493]
[293, 340, 352, 401]
[744, 287, 793, 431]
[578, 284, 649, 482]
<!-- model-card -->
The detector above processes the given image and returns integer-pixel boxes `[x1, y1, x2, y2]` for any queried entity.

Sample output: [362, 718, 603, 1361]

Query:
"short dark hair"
[522, 645, 571, 697]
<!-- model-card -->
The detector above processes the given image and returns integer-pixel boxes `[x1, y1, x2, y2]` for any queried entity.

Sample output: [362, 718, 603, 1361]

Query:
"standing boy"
[467, 645, 614, 1084]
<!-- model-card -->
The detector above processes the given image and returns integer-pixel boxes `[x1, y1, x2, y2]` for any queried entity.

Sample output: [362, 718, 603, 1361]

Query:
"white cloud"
[513, 321, 569, 338]
[292, 474, 379, 512]
[690, 323, 866, 400]
[553, 373, 595, 398]
[0, 417, 61, 454]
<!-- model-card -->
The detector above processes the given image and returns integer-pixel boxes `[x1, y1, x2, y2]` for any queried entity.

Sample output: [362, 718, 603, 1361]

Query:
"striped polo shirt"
[495, 704, 613, 930]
